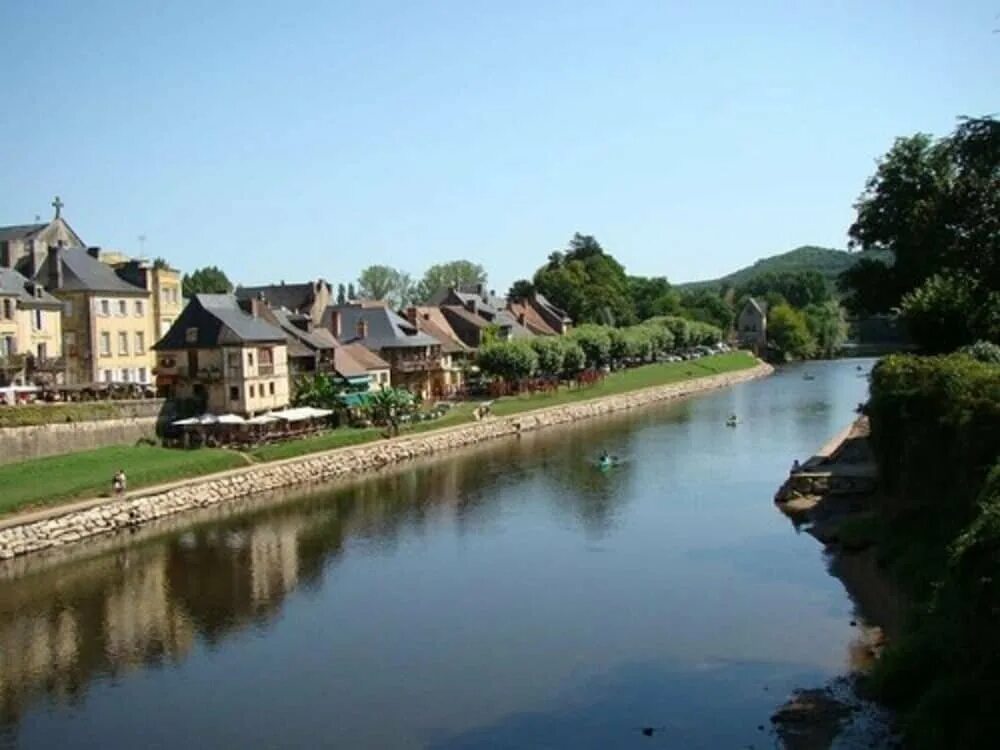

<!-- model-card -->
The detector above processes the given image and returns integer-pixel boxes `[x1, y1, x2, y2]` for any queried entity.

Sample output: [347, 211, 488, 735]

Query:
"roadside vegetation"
[0, 352, 756, 517]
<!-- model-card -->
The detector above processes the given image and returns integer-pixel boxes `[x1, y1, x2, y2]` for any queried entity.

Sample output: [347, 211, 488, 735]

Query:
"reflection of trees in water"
[0, 406, 681, 731]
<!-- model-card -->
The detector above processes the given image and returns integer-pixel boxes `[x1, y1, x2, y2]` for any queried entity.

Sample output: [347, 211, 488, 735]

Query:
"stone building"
[108, 257, 184, 342]
[0, 267, 64, 386]
[236, 279, 332, 328]
[506, 292, 572, 336]
[736, 297, 767, 353]
[404, 305, 471, 395]
[153, 294, 289, 416]
[429, 284, 534, 341]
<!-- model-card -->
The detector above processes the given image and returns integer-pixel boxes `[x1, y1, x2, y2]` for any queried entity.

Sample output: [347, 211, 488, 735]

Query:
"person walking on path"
[112, 469, 127, 496]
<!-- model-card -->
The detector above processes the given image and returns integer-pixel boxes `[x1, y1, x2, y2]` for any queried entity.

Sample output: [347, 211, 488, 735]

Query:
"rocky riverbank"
[772, 417, 901, 749]
[0, 361, 772, 561]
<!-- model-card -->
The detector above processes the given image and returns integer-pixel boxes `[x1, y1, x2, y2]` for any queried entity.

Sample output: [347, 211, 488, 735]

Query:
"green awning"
[343, 375, 371, 386]
[338, 392, 371, 407]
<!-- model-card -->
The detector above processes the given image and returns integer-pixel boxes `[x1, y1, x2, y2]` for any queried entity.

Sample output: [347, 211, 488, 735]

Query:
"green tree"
[477, 341, 538, 381]
[347, 283, 356, 300]
[415, 260, 487, 302]
[568, 324, 612, 367]
[561, 341, 586, 376]
[767, 304, 816, 361]
[629, 276, 680, 320]
[679, 289, 735, 331]
[182, 266, 233, 296]
[152, 257, 171, 270]
[357, 265, 412, 308]
[529, 337, 565, 376]
[899, 273, 981, 354]
[533, 234, 636, 325]
[508, 279, 535, 302]
[737, 270, 831, 310]
[802, 301, 847, 358]
[293, 373, 345, 409]
[366, 386, 415, 436]
[336, 283, 347, 305]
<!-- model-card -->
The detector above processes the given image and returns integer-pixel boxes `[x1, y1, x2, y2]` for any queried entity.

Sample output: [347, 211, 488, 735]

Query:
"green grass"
[0, 446, 246, 516]
[0, 352, 757, 517]
[0, 401, 147, 428]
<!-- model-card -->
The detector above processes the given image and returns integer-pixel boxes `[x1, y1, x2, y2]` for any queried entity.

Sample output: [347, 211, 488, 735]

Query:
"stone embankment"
[0, 362, 772, 560]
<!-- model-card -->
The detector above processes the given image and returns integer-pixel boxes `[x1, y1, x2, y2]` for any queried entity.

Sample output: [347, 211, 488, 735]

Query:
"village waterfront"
[0, 358, 880, 749]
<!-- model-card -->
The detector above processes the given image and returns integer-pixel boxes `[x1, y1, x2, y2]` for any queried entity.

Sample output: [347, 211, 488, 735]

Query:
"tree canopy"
[415, 261, 487, 302]
[182, 266, 233, 296]
[357, 265, 414, 309]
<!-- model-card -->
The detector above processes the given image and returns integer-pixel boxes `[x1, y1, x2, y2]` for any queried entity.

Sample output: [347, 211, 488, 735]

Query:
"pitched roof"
[270, 308, 337, 351]
[507, 300, 558, 336]
[29, 247, 148, 294]
[339, 342, 389, 371]
[745, 297, 768, 317]
[407, 306, 472, 353]
[321, 304, 440, 351]
[0, 267, 62, 308]
[0, 223, 46, 243]
[236, 281, 325, 313]
[154, 294, 286, 349]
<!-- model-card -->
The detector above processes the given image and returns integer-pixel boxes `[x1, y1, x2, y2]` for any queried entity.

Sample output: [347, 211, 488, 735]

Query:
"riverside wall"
[0, 362, 772, 560]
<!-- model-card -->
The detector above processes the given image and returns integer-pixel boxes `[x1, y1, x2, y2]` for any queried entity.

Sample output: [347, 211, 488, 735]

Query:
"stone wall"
[0, 362, 772, 560]
[0, 416, 161, 465]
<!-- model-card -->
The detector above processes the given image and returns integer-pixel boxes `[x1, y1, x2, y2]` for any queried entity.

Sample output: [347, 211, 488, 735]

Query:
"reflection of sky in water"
[0, 359, 877, 750]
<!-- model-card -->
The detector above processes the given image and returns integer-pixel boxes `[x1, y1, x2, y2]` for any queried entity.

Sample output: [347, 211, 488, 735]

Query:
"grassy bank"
[0, 352, 757, 517]
[0, 401, 162, 428]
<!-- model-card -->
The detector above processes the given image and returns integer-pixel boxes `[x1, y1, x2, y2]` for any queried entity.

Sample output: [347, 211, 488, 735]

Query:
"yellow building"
[154, 294, 290, 416]
[107, 257, 184, 342]
[0, 267, 63, 386]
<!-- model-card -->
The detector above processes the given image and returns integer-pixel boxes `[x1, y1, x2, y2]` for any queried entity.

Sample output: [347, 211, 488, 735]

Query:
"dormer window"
[185, 327, 198, 344]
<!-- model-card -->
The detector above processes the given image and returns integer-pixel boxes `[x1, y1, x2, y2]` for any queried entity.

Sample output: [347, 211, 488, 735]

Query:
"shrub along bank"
[861, 353, 1000, 747]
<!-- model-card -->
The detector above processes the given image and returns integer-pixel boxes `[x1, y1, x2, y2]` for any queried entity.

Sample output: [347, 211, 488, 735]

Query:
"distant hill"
[678, 245, 893, 291]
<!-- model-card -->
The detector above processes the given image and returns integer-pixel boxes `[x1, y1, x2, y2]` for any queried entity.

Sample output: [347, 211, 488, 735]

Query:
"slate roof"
[507, 300, 558, 336]
[28, 247, 148, 294]
[236, 282, 324, 314]
[321, 304, 440, 351]
[744, 297, 768, 318]
[271, 308, 337, 351]
[0, 267, 62, 309]
[407, 307, 472, 354]
[0, 223, 46, 243]
[154, 294, 286, 350]
[339, 343, 390, 373]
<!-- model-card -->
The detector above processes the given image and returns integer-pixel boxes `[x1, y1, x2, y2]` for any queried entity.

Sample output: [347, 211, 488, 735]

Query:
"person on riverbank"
[112, 469, 127, 496]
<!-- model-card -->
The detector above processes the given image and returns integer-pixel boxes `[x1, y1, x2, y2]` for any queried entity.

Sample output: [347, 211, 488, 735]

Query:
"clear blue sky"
[1, 1, 996, 292]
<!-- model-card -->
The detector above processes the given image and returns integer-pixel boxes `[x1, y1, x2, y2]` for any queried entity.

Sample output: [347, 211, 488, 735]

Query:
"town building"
[108, 257, 184, 342]
[236, 280, 332, 328]
[429, 284, 534, 341]
[153, 294, 289, 416]
[404, 306, 471, 394]
[0, 267, 64, 386]
[322, 302, 446, 398]
[736, 297, 768, 353]
[506, 292, 572, 335]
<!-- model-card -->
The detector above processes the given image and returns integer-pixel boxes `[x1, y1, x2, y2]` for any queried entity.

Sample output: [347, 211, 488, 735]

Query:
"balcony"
[393, 357, 440, 373]
[258, 363, 275, 376]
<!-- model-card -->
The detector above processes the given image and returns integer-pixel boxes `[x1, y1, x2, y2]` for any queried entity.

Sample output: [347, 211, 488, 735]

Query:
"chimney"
[517, 312, 526, 325]
[405, 306, 418, 325]
[87, 246, 101, 259]
[329, 310, 341, 339]
[356, 319, 368, 339]
[464, 298, 477, 315]
[49, 242, 64, 290]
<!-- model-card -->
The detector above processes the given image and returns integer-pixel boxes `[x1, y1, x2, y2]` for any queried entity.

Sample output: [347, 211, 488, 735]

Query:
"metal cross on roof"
[51, 195, 64, 219]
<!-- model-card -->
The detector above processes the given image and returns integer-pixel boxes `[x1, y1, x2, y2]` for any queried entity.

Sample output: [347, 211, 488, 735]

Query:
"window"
[172, 288, 180, 304]
[2, 336, 14, 357]
[121, 368, 131, 382]
[37, 343, 47, 360]
[229, 386, 239, 401]
[33, 310, 43, 330]
[100, 332, 111, 356]
[103, 369, 112, 383]
[269, 381, 275, 395]
[138, 367, 147, 383]
[99, 299, 110, 316]
[64, 300, 73, 317]
[117, 300, 127, 317]
[2, 299, 14, 319]
[135, 331, 145, 354]
[118, 331, 129, 355]
[247, 351, 254, 367]
[226, 351, 240, 369]
[135, 300, 144, 316]
[249, 384, 256, 398]
[185, 327, 198, 343]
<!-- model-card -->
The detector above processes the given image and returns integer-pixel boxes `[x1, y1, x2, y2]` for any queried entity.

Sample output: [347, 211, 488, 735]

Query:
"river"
[0, 358, 876, 749]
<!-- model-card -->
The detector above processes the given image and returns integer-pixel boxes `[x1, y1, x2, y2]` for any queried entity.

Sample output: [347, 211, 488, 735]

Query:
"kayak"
[597, 456, 619, 470]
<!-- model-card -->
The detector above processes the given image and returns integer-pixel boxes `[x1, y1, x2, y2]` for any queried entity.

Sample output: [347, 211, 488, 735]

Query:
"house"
[506, 292, 572, 336]
[1, 201, 166, 386]
[108, 257, 184, 342]
[334, 343, 391, 392]
[404, 306, 471, 395]
[153, 294, 289, 416]
[0, 267, 64, 386]
[736, 297, 767, 353]
[236, 280, 332, 328]
[429, 284, 534, 341]
[322, 302, 447, 399]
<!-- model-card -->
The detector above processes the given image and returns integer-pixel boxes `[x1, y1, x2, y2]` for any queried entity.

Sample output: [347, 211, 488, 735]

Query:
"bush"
[529, 337, 565, 376]
[477, 341, 539, 381]
[960, 340, 1000, 364]
[568, 324, 612, 367]
[561, 341, 586, 376]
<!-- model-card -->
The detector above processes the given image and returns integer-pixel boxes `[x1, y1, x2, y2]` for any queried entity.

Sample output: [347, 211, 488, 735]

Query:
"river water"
[0, 359, 875, 749]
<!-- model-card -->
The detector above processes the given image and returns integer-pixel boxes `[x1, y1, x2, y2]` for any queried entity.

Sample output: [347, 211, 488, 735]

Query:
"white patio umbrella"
[216, 414, 246, 425]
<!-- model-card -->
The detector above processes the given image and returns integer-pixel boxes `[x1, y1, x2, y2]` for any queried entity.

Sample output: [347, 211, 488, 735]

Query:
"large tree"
[737, 270, 831, 310]
[533, 234, 635, 325]
[415, 260, 487, 302]
[356, 265, 413, 308]
[182, 266, 233, 296]
[839, 116, 999, 348]
[628, 276, 680, 320]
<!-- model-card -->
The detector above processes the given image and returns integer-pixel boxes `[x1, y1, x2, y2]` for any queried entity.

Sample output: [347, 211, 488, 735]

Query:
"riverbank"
[0, 357, 772, 560]
[772, 418, 900, 748]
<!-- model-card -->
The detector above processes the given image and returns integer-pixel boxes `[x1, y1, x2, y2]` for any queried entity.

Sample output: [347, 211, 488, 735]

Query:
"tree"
[803, 301, 847, 358]
[477, 341, 538, 382]
[152, 257, 171, 270]
[899, 273, 981, 353]
[529, 337, 565, 376]
[533, 233, 636, 325]
[415, 260, 487, 302]
[561, 341, 586, 376]
[293, 373, 345, 409]
[347, 283, 356, 301]
[767, 304, 816, 361]
[182, 266, 232, 296]
[568, 324, 612, 367]
[679, 289, 735, 331]
[366, 386, 415, 437]
[629, 276, 679, 320]
[357, 266, 413, 308]
[336, 283, 347, 305]
[508, 279, 535, 302]
[737, 270, 831, 310]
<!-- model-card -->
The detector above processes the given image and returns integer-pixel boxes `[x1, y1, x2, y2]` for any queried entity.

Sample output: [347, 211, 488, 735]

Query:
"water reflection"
[0, 359, 876, 749]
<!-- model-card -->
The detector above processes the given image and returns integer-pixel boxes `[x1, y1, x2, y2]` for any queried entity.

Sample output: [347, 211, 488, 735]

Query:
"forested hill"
[678, 245, 893, 290]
